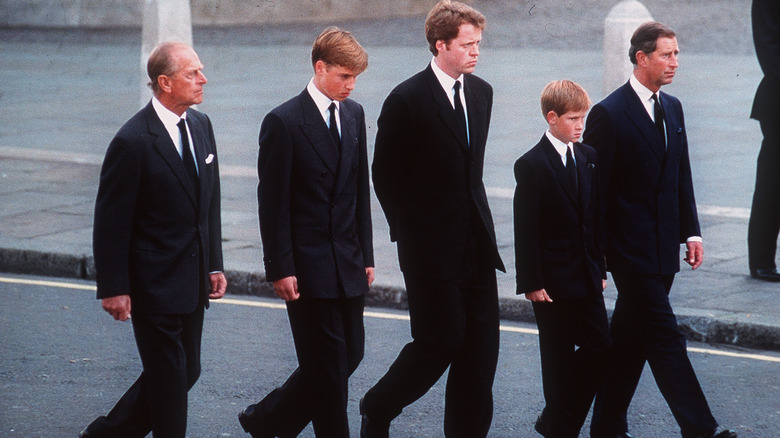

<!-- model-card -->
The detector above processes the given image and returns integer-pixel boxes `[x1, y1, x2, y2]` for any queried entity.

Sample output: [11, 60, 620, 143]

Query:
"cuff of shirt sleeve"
[686, 236, 703, 243]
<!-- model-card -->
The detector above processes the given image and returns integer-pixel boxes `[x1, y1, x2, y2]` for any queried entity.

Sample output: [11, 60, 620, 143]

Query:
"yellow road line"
[4, 276, 779, 363]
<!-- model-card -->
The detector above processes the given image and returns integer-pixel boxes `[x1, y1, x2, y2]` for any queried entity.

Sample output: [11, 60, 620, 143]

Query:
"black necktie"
[328, 102, 341, 151]
[453, 80, 468, 147]
[652, 93, 666, 146]
[566, 146, 578, 193]
[177, 118, 199, 192]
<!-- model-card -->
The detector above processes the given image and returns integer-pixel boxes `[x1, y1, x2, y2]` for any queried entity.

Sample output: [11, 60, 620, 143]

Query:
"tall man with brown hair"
[584, 22, 736, 438]
[81, 41, 227, 438]
[361, 2, 504, 437]
[238, 27, 373, 438]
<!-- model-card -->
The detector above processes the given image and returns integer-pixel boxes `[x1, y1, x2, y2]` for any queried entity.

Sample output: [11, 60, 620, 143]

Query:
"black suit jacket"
[583, 82, 700, 275]
[514, 135, 605, 299]
[751, 0, 780, 121]
[93, 101, 224, 314]
[257, 90, 373, 299]
[372, 65, 505, 279]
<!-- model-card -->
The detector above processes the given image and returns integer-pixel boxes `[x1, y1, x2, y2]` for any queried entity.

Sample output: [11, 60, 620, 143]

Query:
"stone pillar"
[140, 0, 193, 107]
[602, 0, 653, 94]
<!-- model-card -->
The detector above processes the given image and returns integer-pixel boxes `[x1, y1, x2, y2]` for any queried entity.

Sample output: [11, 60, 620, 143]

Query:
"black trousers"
[532, 292, 610, 438]
[84, 305, 205, 438]
[246, 295, 365, 438]
[590, 273, 717, 438]
[748, 119, 780, 270]
[361, 261, 499, 438]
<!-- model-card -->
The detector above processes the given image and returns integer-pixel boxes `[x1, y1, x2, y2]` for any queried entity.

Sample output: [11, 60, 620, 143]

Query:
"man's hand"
[525, 289, 553, 303]
[209, 272, 228, 300]
[102, 295, 131, 321]
[273, 276, 299, 301]
[365, 267, 375, 287]
[602, 279, 608, 290]
[685, 240, 704, 270]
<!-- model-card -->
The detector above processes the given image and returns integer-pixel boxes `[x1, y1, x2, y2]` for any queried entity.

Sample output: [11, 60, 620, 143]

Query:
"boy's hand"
[525, 289, 553, 303]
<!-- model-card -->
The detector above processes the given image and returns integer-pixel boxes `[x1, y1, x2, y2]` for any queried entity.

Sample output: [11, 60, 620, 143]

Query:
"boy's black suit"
[514, 135, 610, 437]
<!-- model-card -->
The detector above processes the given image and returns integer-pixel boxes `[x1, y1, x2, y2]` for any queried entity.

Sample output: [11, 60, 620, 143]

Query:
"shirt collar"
[151, 96, 187, 148]
[630, 74, 657, 103]
[307, 78, 338, 121]
[431, 57, 463, 96]
[545, 130, 573, 162]
[152, 96, 185, 126]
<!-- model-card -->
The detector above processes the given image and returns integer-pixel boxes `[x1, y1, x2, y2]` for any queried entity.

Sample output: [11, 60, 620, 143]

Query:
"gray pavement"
[2, 0, 779, 352]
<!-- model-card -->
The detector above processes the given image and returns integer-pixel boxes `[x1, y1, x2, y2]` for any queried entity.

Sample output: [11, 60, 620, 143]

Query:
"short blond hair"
[425, 0, 486, 56]
[540, 80, 591, 117]
[311, 26, 368, 73]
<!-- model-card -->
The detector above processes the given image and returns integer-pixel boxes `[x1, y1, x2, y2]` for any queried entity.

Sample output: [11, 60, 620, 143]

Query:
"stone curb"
[2, 247, 779, 352]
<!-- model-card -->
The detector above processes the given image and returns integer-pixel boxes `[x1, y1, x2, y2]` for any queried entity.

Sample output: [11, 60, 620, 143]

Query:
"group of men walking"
[78, 0, 766, 437]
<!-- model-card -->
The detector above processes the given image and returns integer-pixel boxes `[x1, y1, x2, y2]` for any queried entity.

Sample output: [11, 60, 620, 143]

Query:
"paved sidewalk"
[1, 13, 779, 352]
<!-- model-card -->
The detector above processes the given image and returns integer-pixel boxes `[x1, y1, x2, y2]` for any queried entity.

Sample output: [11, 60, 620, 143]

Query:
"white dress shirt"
[151, 96, 198, 175]
[545, 130, 575, 167]
[307, 79, 341, 135]
[431, 58, 470, 144]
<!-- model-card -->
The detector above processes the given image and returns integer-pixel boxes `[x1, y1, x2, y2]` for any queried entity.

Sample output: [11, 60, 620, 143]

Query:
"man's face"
[165, 47, 208, 112]
[314, 61, 359, 102]
[548, 109, 588, 144]
[639, 36, 679, 91]
[435, 23, 482, 79]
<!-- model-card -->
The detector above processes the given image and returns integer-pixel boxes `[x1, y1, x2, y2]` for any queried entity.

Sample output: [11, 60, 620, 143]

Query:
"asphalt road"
[1, 274, 778, 437]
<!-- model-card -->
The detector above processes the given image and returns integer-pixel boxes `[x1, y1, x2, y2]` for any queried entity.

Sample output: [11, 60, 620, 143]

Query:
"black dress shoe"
[750, 267, 780, 282]
[359, 397, 389, 438]
[238, 405, 274, 438]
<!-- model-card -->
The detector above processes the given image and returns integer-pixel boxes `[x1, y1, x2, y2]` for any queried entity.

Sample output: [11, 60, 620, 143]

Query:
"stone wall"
[0, 0, 437, 27]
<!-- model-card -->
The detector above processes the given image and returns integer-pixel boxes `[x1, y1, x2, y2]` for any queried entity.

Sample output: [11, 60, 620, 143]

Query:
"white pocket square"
[205, 154, 214, 164]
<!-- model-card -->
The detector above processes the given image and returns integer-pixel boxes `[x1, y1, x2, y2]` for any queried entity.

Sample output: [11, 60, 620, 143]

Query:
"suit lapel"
[298, 90, 339, 174]
[335, 101, 357, 192]
[464, 75, 487, 153]
[186, 110, 211, 208]
[621, 84, 666, 162]
[145, 104, 199, 208]
[425, 67, 469, 152]
[540, 136, 578, 206]
[574, 144, 591, 214]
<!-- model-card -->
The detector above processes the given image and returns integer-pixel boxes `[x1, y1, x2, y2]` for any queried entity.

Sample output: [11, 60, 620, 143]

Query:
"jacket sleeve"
[355, 103, 374, 267]
[513, 157, 544, 295]
[204, 114, 224, 273]
[93, 134, 142, 299]
[257, 112, 296, 282]
[372, 91, 414, 242]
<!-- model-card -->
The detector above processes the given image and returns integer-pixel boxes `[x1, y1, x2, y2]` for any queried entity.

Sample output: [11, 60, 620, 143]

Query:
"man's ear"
[314, 60, 328, 76]
[435, 39, 447, 54]
[158, 75, 172, 94]
[636, 51, 649, 68]
[546, 110, 558, 126]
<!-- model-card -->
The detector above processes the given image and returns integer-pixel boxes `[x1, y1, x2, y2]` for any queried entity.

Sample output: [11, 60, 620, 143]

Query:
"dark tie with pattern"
[652, 93, 666, 147]
[328, 102, 341, 152]
[566, 146, 578, 193]
[177, 118, 199, 194]
[453, 80, 468, 147]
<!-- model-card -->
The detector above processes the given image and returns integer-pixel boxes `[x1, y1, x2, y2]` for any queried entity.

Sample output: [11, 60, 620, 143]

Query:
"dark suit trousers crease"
[590, 273, 717, 438]
[748, 120, 780, 270]
[85, 306, 205, 438]
[249, 295, 365, 438]
[362, 225, 500, 438]
[532, 293, 610, 438]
